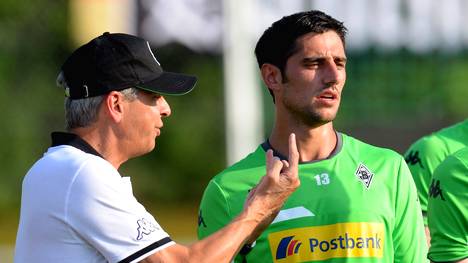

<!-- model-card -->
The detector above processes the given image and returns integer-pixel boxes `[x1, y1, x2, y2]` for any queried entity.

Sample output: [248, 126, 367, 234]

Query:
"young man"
[14, 32, 300, 263]
[198, 10, 427, 262]
[427, 147, 468, 263]
[405, 119, 468, 244]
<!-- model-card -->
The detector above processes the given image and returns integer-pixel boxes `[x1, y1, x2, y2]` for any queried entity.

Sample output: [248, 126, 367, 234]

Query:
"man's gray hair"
[56, 71, 139, 130]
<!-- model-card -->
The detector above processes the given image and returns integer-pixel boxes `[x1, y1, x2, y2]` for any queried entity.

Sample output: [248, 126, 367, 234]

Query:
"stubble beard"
[283, 98, 339, 128]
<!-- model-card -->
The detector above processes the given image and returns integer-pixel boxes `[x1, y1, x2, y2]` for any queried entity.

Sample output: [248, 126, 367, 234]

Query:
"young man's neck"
[269, 122, 337, 163]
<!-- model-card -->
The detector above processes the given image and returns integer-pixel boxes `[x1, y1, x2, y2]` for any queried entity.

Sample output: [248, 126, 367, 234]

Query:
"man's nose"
[159, 96, 171, 117]
[322, 61, 341, 86]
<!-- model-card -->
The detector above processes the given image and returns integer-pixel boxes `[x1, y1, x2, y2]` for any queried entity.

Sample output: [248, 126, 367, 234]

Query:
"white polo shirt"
[14, 132, 174, 263]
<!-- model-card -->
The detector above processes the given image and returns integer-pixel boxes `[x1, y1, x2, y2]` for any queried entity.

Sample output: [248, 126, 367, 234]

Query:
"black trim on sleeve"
[118, 237, 172, 263]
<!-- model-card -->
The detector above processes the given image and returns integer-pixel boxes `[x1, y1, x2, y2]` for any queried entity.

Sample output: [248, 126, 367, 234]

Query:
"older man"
[14, 32, 300, 263]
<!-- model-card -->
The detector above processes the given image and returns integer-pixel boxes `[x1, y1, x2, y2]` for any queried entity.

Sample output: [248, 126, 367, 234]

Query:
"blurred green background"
[1, 0, 467, 260]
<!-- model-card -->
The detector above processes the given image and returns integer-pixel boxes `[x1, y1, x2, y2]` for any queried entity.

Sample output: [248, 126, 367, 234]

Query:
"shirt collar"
[261, 131, 343, 164]
[51, 131, 104, 158]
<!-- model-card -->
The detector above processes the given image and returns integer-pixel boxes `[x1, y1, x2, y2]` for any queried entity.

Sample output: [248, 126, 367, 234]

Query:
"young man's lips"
[317, 90, 338, 100]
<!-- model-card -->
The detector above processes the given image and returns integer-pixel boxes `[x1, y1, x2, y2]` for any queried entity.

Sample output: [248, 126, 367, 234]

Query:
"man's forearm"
[144, 208, 266, 263]
[143, 134, 299, 263]
[186, 208, 263, 262]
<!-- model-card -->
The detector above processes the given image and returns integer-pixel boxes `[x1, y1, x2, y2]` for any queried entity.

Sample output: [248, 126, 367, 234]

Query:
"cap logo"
[146, 41, 160, 66]
[83, 85, 89, 97]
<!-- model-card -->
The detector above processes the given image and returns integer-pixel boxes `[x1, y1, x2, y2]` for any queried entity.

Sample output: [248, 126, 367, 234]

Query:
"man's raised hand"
[244, 133, 300, 242]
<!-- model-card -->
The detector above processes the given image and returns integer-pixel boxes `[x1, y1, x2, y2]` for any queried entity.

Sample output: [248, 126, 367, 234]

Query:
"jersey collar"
[51, 132, 104, 159]
[261, 131, 343, 164]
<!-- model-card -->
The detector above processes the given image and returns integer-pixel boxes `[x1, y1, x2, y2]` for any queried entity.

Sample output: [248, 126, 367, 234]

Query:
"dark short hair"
[255, 10, 347, 73]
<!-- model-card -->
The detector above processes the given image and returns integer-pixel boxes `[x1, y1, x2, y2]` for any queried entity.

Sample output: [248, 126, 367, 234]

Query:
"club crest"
[355, 163, 374, 189]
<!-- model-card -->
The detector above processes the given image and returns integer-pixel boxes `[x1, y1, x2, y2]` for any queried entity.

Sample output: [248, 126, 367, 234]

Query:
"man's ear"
[260, 63, 283, 92]
[104, 91, 125, 123]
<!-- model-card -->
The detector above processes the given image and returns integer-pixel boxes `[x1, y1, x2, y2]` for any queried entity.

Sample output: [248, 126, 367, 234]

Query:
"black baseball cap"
[60, 32, 197, 99]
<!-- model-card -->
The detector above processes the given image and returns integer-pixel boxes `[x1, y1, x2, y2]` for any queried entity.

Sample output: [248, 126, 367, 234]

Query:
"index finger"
[287, 133, 299, 172]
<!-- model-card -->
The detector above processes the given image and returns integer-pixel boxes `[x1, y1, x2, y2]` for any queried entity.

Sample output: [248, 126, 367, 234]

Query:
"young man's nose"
[322, 61, 341, 85]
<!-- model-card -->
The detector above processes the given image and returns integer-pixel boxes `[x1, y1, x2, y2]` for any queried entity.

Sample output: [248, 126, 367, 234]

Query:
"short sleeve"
[405, 136, 446, 223]
[197, 180, 231, 239]
[428, 151, 468, 262]
[197, 180, 246, 263]
[66, 160, 174, 263]
[393, 157, 428, 263]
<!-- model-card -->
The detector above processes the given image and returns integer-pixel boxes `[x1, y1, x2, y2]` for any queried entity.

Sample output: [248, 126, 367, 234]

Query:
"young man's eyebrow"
[301, 56, 347, 63]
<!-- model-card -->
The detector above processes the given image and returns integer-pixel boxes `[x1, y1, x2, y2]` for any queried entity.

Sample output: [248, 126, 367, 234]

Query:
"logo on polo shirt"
[405, 150, 424, 168]
[429, 179, 445, 201]
[355, 163, 374, 189]
[276, 236, 302, 259]
[198, 209, 207, 228]
[136, 218, 158, 240]
[268, 222, 384, 262]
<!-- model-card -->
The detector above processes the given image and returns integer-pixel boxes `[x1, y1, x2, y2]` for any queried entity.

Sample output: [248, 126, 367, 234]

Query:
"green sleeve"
[197, 180, 246, 263]
[393, 157, 429, 263]
[405, 137, 446, 224]
[197, 180, 231, 238]
[428, 151, 468, 262]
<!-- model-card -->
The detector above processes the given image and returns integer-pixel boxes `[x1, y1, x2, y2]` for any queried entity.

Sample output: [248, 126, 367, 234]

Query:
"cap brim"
[136, 72, 197, 96]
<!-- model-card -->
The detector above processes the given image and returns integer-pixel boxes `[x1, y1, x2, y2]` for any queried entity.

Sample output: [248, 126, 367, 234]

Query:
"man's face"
[121, 90, 171, 157]
[279, 30, 346, 126]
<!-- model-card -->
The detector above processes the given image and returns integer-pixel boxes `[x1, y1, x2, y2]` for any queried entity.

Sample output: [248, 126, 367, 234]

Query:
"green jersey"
[427, 147, 468, 262]
[404, 119, 468, 224]
[198, 133, 427, 263]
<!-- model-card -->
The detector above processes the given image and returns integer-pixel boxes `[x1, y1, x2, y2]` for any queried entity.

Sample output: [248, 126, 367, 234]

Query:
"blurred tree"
[0, 0, 69, 210]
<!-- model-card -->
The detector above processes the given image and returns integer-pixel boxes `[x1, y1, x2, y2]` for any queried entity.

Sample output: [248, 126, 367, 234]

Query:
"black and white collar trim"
[51, 132, 104, 158]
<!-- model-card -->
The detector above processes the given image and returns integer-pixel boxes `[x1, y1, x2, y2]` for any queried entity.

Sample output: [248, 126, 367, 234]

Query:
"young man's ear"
[260, 63, 284, 91]
[105, 91, 125, 123]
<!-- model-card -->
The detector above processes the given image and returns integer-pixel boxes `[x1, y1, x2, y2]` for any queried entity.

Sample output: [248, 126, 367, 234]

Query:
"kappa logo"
[136, 218, 158, 240]
[276, 236, 302, 259]
[198, 210, 207, 227]
[429, 179, 445, 201]
[355, 163, 374, 189]
[405, 150, 424, 168]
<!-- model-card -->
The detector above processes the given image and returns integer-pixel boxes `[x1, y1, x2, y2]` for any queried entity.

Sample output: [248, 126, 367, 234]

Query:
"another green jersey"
[404, 119, 468, 224]
[427, 147, 468, 262]
[198, 133, 427, 263]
